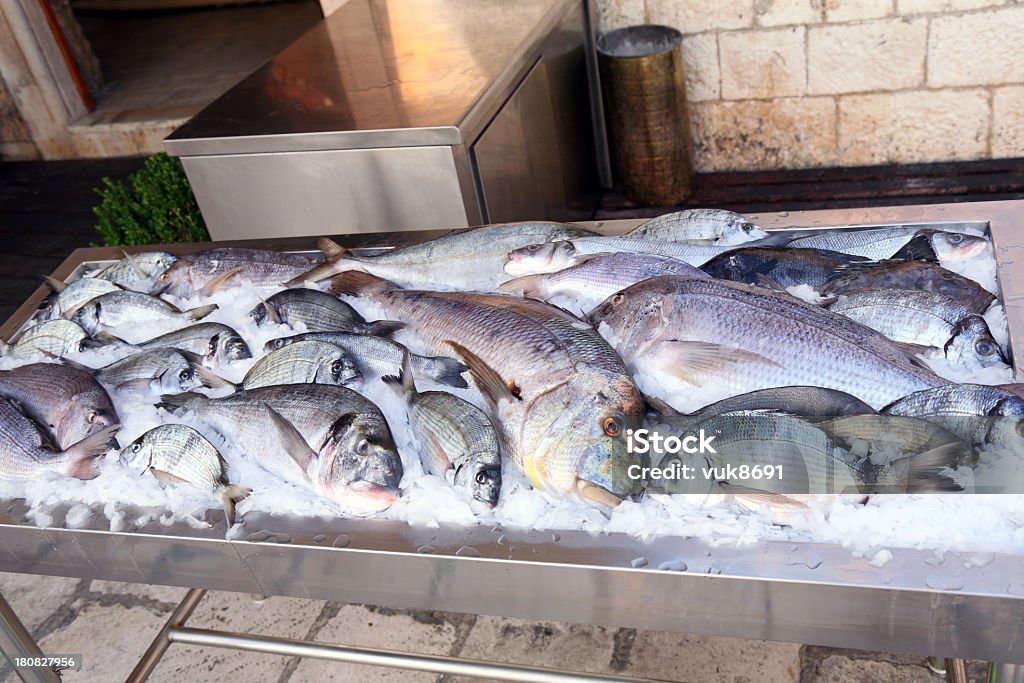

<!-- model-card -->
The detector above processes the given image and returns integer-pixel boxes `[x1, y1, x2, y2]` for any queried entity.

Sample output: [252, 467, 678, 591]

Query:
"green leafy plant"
[93, 152, 209, 246]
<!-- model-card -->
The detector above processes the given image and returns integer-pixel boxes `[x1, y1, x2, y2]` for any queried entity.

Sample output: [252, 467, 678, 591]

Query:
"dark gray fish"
[820, 260, 995, 313]
[702, 247, 867, 289]
[249, 289, 403, 336]
[687, 386, 874, 420]
[155, 248, 319, 299]
[241, 341, 361, 390]
[0, 363, 117, 449]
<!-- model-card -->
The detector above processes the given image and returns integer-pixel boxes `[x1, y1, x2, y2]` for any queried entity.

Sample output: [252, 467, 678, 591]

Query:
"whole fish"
[892, 229, 990, 263]
[249, 289, 403, 336]
[38, 276, 121, 320]
[588, 277, 948, 410]
[155, 248, 319, 299]
[383, 352, 502, 507]
[820, 260, 995, 313]
[287, 223, 596, 290]
[825, 289, 1005, 367]
[0, 397, 118, 481]
[626, 208, 768, 245]
[91, 348, 231, 395]
[159, 384, 403, 513]
[130, 322, 252, 365]
[0, 320, 92, 358]
[787, 227, 987, 262]
[0, 363, 118, 449]
[88, 251, 177, 292]
[120, 424, 252, 525]
[328, 271, 646, 507]
[504, 237, 730, 276]
[241, 340, 361, 390]
[884, 384, 1024, 449]
[686, 386, 874, 420]
[702, 247, 867, 289]
[263, 332, 467, 388]
[498, 252, 708, 314]
[72, 291, 216, 337]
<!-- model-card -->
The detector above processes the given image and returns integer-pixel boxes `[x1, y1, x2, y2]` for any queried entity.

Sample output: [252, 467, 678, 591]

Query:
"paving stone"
[808, 19, 927, 94]
[291, 604, 461, 682]
[809, 653, 942, 681]
[88, 579, 189, 605]
[625, 631, 802, 683]
[928, 6, 1024, 87]
[720, 26, 806, 100]
[0, 571, 80, 633]
[145, 591, 323, 682]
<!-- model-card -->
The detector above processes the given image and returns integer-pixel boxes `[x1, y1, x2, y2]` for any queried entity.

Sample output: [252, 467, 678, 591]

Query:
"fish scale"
[158, 248, 318, 298]
[242, 341, 359, 389]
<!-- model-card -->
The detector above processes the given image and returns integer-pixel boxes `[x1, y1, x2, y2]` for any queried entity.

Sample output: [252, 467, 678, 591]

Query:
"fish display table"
[1, 203, 1023, 682]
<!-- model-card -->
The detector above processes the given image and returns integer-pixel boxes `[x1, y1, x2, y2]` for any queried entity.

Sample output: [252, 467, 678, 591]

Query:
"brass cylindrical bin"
[597, 25, 693, 206]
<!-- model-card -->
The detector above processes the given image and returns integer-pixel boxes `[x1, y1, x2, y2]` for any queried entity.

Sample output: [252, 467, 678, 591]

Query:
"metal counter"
[2, 202, 1024, 678]
[164, 0, 608, 241]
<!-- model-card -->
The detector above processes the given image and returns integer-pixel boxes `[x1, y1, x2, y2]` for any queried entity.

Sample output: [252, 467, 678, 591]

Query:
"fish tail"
[40, 275, 67, 293]
[221, 484, 252, 526]
[365, 320, 405, 337]
[426, 355, 469, 388]
[497, 274, 543, 298]
[64, 423, 120, 480]
[382, 349, 416, 397]
[325, 271, 395, 297]
[79, 331, 129, 351]
[890, 442, 970, 492]
[155, 392, 204, 412]
[191, 363, 236, 390]
[184, 303, 218, 321]
[284, 238, 354, 286]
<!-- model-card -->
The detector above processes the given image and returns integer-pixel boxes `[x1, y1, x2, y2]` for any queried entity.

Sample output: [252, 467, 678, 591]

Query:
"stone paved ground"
[0, 573, 992, 683]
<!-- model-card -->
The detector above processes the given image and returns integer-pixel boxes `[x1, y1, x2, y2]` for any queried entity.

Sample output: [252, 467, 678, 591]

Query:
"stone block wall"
[597, 0, 1024, 171]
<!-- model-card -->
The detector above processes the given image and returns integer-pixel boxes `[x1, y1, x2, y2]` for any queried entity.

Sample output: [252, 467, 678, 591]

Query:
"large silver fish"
[0, 320, 92, 358]
[88, 251, 177, 292]
[820, 260, 995, 313]
[241, 341, 361, 390]
[504, 237, 730, 276]
[72, 291, 216, 337]
[701, 247, 866, 289]
[328, 271, 646, 507]
[686, 386, 874, 421]
[0, 397, 118, 481]
[38, 276, 122, 321]
[825, 289, 1005, 367]
[626, 208, 768, 245]
[787, 227, 987, 262]
[383, 352, 502, 507]
[0, 363, 118, 449]
[130, 322, 252, 366]
[91, 348, 230, 395]
[287, 223, 596, 290]
[120, 424, 251, 525]
[155, 248, 319, 299]
[588, 277, 948, 410]
[263, 332, 467, 388]
[883, 384, 1024, 449]
[249, 289, 403, 336]
[498, 252, 707, 314]
[159, 384, 403, 513]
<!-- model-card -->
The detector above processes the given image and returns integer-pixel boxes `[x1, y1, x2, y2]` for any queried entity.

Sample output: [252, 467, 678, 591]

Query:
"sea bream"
[787, 227, 987, 263]
[883, 383, 1024, 449]
[88, 348, 231, 395]
[0, 363, 118, 449]
[155, 248, 320, 298]
[504, 237, 731, 276]
[120, 424, 251, 525]
[626, 208, 768, 245]
[128, 322, 252, 365]
[588, 277, 949, 411]
[241, 340, 361, 390]
[0, 319, 93, 358]
[159, 384, 403, 513]
[249, 289, 403, 336]
[820, 260, 995, 313]
[72, 290, 216, 339]
[88, 251, 177, 292]
[328, 272, 646, 507]
[287, 222, 596, 290]
[37, 276, 122, 321]
[0, 397, 118, 481]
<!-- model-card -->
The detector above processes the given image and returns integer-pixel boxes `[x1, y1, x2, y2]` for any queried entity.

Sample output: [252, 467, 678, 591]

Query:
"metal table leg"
[945, 658, 968, 683]
[0, 591, 60, 683]
[990, 663, 1024, 683]
[125, 588, 205, 683]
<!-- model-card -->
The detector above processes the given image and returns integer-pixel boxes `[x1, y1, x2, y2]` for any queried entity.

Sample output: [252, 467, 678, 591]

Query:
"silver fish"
[249, 289, 403, 336]
[288, 223, 596, 290]
[241, 341, 361, 390]
[92, 348, 230, 395]
[0, 319, 91, 358]
[786, 227, 987, 262]
[263, 332, 467, 388]
[0, 363, 118, 449]
[383, 352, 502, 507]
[131, 322, 251, 365]
[588, 277, 948, 410]
[119, 424, 251, 525]
[498, 252, 708, 314]
[820, 260, 995, 313]
[156, 248, 319, 299]
[884, 384, 1024, 449]
[89, 251, 177, 292]
[627, 208, 768, 245]
[0, 397, 118, 481]
[329, 271, 646, 507]
[504, 237, 730, 276]
[38, 276, 122, 321]
[72, 291, 216, 337]
[159, 384, 403, 513]
[687, 386, 874, 420]
[825, 289, 1005, 367]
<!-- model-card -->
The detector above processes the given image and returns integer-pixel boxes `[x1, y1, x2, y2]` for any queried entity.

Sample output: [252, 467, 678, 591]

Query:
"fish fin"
[191, 363, 235, 390]
[221, 484, 253, 526]
[155, 392, 204, 412]
[257, 298, 281, 325]
[325, 271, 395, 297]
[199, 266, 245, 297]
[656, 340, 782, 387]
[717, 481, 810, 511]
[891, 233, 938, 263]
[830, 258, 895, 275]
[893, 341, 933, 358]
[264, 404, 318, 471]
[642, 392, 681, 417]
[892, 442, 970, 492]
[122, 250, 147, 279]
[283, 238, 351, 286]
[58, 355, 96, 372]
[115, 378, 159, 392]
[382, 349, 416, 397]
[753, 274, 788, 293]
[427, 356, 469, 388]
[65, 423, 119, 480]
[150, 467, 190, 486]
[80, 331, 128, 350]
[318, 237, 348, 261]
[446, 341, 521, 406]
[40, 275, 67, 293]
[184, 303, 218, 321]
[366, 320, 405, 337]
[497, 274, 545, 297]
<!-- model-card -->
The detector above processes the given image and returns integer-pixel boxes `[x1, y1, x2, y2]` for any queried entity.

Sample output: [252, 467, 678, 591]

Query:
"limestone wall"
[598, 0, 1024, 171]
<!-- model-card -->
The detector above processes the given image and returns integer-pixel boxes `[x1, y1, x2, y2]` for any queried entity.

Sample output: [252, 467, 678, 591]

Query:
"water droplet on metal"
[497, 534, 509, 545]
[417, 545, 436, 554]
[312, 534, 327, 543]
[332, 534, 351, 548]
[964, 552, 994, 568]
[456, 546, 481, 558]
[551, 533, 561, 542]
[657, 560, 687, 571]
[630, 557, 649, 568]
[925, 574, 964, 591]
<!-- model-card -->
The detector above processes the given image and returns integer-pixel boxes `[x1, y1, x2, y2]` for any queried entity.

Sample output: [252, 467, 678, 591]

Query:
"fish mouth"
[340, 480, 399, 513]
[576, 479, 624, 508]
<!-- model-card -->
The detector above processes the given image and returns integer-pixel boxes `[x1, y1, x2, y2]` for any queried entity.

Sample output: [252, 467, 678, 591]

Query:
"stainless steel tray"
[2, 201, 1023, 664]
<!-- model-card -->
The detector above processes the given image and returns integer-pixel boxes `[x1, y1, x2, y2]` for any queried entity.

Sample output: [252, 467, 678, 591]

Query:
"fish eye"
[475, 471, 489, 486]
[131, 442, 141, 453]
[87, 411, 99, 424]
[357, 439, 370, 455]
[948, 233, 964, 244]
[526, 245, 541, 253]
[179, 369, 193, 381]
[940, 271, 956, 280]
[611, 293, 625, 305]
[160, 272, 170, 282]
[603, 417, 621, 436]
[976, 340, 996, 356]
